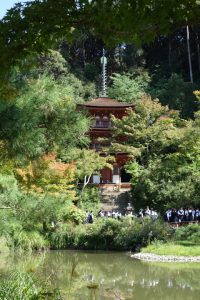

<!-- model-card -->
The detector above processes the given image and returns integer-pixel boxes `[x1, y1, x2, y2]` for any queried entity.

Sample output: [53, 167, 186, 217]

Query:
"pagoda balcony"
[90, 143, 110, 151]
[91, 121, 111, 129]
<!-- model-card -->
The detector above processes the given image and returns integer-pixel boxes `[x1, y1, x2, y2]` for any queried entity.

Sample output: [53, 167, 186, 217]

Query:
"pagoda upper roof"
[81, 97, 135, 108]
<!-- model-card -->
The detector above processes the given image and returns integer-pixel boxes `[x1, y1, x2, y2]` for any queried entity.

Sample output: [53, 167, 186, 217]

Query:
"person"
[177, 208, 184, 223]
[184, 208, 189, 221]
[117, 212, 122, 220]
[98, 210, 104, 218]
[195, 208, 199, 221]
[171, 208, 178, 223]
[138, 209, 143, 218]
[165, 209, 171, 222]
[83, 211, 89, 224]
[88, 211, 94, 224]
[107, 211, 111, 218]
[114, 211, 118, 219]
[188, 207, 193, 221]
[112, 210, 115, 218]
[151, 209, 158, 220]
[192, 208, 196, 221]
[144, 206, 151, 217]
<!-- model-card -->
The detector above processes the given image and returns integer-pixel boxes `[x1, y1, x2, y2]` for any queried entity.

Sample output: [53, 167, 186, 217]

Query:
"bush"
[174, 224, 200, 245]
[79, 187, 100, 214]
[49, 223, 75, 249]
[63, 205, 86, 225]
[49, 217, 170, 251]
[114, 217, 172, 250]
[7, 229, 48, 251]
[0, 272, 62, 300]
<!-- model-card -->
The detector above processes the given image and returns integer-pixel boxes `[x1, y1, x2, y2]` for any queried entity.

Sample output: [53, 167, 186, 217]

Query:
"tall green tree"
[108, 69, 150, 103]
[1, 0, 200, 73]
[111, 95, 200, 210]
[0, 75, 90, 160]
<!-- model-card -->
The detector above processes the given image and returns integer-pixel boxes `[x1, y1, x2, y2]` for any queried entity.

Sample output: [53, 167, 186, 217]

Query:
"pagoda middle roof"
[82, 97, 135, 108]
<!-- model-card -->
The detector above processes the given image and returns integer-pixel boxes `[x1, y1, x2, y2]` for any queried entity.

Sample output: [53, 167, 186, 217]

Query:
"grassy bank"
[141, 243, 200, 256]
[4, 218, 200, 253]
[141, 223, 200, 256]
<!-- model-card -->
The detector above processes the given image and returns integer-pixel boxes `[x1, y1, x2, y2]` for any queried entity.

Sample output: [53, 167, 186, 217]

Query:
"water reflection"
[1, 251, 200, 300]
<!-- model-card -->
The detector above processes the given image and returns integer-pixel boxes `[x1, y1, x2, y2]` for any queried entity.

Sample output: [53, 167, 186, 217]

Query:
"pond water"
[0, 250, 200, 300]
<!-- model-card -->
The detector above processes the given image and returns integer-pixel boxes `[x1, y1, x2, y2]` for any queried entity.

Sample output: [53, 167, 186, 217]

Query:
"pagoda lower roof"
[81, 97, 135, 108]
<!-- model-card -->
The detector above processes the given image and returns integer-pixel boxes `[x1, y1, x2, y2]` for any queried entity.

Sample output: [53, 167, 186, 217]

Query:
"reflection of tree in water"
[1, 251, 200, 300]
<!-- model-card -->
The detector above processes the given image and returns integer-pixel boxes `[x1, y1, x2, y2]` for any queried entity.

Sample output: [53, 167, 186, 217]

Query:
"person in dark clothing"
[171, 209, 178, 223]
[184, 208, 189, 221]
[177, 208, 184, 223]
[88, 211, 94, 224]
[195, 209, 199, 221]
[164, 209, 171, 222]
[188, 208, 193, 221]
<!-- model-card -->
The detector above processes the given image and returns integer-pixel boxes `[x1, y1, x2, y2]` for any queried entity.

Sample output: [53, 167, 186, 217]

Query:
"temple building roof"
[82, 97, 135, 108]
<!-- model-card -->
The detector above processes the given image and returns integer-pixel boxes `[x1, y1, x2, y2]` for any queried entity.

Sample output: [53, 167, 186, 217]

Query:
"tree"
[1, 1, 200, 73]
[131, 115, 200, 211]
[108, 69, 150, 103]
[0, 76, 90, 159]
[15, 153, 76, 196]
[186, 25, 194, 83]
[110, 95, 200, 210]
[150, 73, 198, 118]
[111, 95, 183, 163]
[37, 50, 97, 101]
[65, 149, 114, 193]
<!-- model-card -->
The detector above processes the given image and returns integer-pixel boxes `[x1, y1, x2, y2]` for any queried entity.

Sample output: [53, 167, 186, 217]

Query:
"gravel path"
[131, 253, 200, 262]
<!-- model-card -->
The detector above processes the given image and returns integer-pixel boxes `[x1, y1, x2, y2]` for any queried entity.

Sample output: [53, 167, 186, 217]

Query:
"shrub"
[114, 218, 172, 250]
[63, 205, 86, 225]
[49, 217, 171, 251]
[174, 224, 200, 245]
[49, 223, 75, 249]
[0, 272, 62, 300]
[79, 187, 100, 214]
[7, 230, 48, 251]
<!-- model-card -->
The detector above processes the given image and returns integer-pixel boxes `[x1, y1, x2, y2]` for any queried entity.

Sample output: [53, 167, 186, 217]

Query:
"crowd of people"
[84, 206, 159, 223]
[164, 208, 200, 223]
[84, 207, 200, 225]
[98, 210, 122, 219]
[137, 207, 158, 220]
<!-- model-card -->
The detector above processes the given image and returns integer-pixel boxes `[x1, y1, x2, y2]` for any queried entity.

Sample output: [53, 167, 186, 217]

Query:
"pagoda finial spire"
[100, 48, 107, 97]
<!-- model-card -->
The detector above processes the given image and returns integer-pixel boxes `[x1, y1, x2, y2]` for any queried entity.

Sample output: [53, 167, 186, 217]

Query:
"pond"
[0, 250, 200, 300]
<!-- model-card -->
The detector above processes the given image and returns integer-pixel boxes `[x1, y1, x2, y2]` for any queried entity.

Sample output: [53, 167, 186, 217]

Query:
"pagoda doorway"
[120, 168, 131, 183]
[101, 167, 112, 183]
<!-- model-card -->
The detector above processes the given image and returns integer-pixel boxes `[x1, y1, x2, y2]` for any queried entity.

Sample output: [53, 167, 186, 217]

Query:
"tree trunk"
[82, 40, 86, 69]
[168, 37, 172, 68]
[81, 174, 92, 194]
[196, 32, 200, 75]
[186, 25, 193, 83]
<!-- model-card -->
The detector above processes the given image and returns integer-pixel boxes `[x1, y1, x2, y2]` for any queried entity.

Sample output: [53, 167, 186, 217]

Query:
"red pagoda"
[80, 50, 134, 186]
[82, 97, 134, 185]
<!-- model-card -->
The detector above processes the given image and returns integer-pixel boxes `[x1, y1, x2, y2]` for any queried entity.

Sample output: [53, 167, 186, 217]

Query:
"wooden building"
[80, 96, 134, 185]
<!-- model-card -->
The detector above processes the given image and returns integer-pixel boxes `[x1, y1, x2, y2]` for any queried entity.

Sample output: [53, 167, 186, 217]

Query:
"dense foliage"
[111, 95, 200, 211]
[1, 0, 200, 73]
[49, 218, 171, 251]
[0, 272, 62, 300]
[0, 54, 112, 251]
[1, 0, 200, 252]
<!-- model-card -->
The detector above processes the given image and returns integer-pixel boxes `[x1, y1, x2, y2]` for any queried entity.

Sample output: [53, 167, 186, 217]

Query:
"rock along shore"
[131, 253, 200, 263]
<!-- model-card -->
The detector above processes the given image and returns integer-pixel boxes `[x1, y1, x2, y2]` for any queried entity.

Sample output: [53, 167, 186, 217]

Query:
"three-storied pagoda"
[80, 51, 134, 185]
